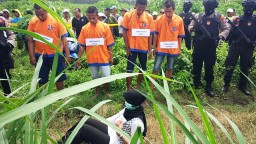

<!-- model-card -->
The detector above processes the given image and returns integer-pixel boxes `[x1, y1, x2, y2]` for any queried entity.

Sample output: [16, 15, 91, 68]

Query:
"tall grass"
[0, 1, 252, 144]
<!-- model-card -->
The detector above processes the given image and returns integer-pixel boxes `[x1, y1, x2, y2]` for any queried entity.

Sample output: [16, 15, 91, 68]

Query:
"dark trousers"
[192, 40, 217, 87]
[224, 43, 254, 88]
[184, 29, 191, 49]
[0, 67, 11, 95]
[60, 118, 110, 144]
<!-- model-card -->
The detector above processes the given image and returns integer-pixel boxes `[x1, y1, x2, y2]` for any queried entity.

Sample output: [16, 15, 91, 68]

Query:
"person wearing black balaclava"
[59, 90, 147, 144]
[188, 0, 230, 97]
[180, 0, 194, 49]
[222, 0, 256, 96]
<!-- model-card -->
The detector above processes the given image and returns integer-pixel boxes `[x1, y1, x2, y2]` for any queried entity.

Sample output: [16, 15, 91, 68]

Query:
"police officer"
[222, 0, 256, 96]
[0, 16, 15, 96]
[180, 0, 194, 49]
[189, 0, 230, 97]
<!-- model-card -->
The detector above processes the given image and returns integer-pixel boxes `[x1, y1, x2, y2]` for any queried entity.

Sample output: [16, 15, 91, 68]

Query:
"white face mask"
[125, 101, 140, 110]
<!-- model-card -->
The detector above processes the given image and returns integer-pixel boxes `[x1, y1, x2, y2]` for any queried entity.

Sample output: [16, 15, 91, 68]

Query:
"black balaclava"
[203, 0, 218, 16]
[183, 1, 192, 13]
[242, 0, 256, 17]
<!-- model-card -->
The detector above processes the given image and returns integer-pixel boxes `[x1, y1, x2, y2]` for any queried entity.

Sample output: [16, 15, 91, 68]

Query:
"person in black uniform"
[180, 0, 193, 49]
[0, 16, 15, 96]
[188, 0, 230, 97]
[222, 0, 256, 96]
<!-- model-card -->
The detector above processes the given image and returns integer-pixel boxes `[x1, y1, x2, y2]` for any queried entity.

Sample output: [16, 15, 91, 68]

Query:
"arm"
[107, 46, 113, 65]
[122, 29, 130, 57]
[28, 36, 36, 66]
[188, 13, 197, 33]
[219, 16, 231, 40]
[62, 37, 71, 63]
[6, 30, 15, 47]
[76, 45, 85, 68]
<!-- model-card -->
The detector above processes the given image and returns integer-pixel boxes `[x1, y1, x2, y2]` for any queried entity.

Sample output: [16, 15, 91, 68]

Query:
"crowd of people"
[0, 0, 256, 143]
[0, 0, 256, 97]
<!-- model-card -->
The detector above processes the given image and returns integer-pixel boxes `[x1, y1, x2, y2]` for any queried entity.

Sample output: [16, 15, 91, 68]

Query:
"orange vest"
[27, 14, 67, 56]
[78, 22, 115, 66]
[155, 14, 185, 57]
[121, 10, 155, 53]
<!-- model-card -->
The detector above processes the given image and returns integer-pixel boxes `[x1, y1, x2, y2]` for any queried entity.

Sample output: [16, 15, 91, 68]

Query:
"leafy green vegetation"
[0, 0, 256, 144]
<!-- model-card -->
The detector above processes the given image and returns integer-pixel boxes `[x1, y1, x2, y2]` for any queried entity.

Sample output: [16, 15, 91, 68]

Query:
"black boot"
[238, 86, 251, 96]
[205, 83, 215, 97]
[221, 83, 229, 92]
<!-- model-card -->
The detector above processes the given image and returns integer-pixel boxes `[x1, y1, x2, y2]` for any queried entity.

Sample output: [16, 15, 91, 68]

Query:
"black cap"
[105, 7, 111, 11]
[124, 90, 146, 106]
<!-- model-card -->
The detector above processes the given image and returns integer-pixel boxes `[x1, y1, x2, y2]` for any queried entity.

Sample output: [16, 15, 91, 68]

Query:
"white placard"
[160, 41, 178, 49]
[34, 33, 53, 44]
[85, 38, 104, 46]
[132, 29, 150, 37]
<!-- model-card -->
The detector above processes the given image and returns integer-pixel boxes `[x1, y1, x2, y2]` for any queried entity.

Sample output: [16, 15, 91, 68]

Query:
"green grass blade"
[136, 90, 199, 144]
[0, 127, 8, 144]
[47, 98, 74, 124]
[184, 76, 216, 144]
[185, 121, 191, 144]
[208, 105, 247, 144]
[130, 127, 144, 144]
[224, 116, 247, 144]
[65, 100, 112, 144]
[73, 106, 131, 141]
[146, 75, 209, 144]
[0, 73, 139, 127]
[161, 69, 177, 144]
[29, 54, 43, 94]
[187, 105, 235, 144]
[40, 109, 47, 144]
[24, 115, 34, 144]
[143, 75, 169, 144]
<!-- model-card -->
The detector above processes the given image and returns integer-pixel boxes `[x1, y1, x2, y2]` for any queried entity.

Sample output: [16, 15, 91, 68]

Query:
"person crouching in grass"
[59, 90, 147, 144]
[77, 6, 115, 98]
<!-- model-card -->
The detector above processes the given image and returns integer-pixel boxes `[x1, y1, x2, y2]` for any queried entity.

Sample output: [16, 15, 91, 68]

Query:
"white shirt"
[107, 109, 144, 144]
[118, 16, 124, 34]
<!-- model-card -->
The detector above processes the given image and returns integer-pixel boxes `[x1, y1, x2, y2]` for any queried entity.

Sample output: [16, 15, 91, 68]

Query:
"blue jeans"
[153, 54, 175, 72]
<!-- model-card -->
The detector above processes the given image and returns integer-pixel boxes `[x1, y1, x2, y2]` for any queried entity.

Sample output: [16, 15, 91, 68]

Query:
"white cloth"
[107, 109, 144, 144]
[118, 16, 123, 34]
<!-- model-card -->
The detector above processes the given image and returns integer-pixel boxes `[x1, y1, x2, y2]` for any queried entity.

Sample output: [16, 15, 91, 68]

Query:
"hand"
[65, 55, 71, 64]
[109, 57, 113, 65]
[30, 56, 36, 66]
[4, 43, 14, 52]
[126, 48, 131, 58]
[148, 52, 153, 60]
[193, 24, 202, 33]
[115, 120, 123, 129]
[76, 61, 81, 69]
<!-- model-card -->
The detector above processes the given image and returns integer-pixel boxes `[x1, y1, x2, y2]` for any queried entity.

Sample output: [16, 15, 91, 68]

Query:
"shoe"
[205, 88, 215, 97]
[221, 85, 229, 92]
[238, 87, 251, 96]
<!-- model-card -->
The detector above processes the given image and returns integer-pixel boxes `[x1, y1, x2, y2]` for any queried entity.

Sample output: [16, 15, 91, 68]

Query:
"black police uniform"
[192, 13, 222, 89]
[223, 15, 256, 94]
[180, 12, 193, 49]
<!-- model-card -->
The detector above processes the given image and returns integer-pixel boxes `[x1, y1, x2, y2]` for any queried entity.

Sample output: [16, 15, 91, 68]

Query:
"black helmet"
[203, 0, 219, 9]
[242, 0, 256, 16]
[183, 0, 192, 12]
[242, 0, 256, 7]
